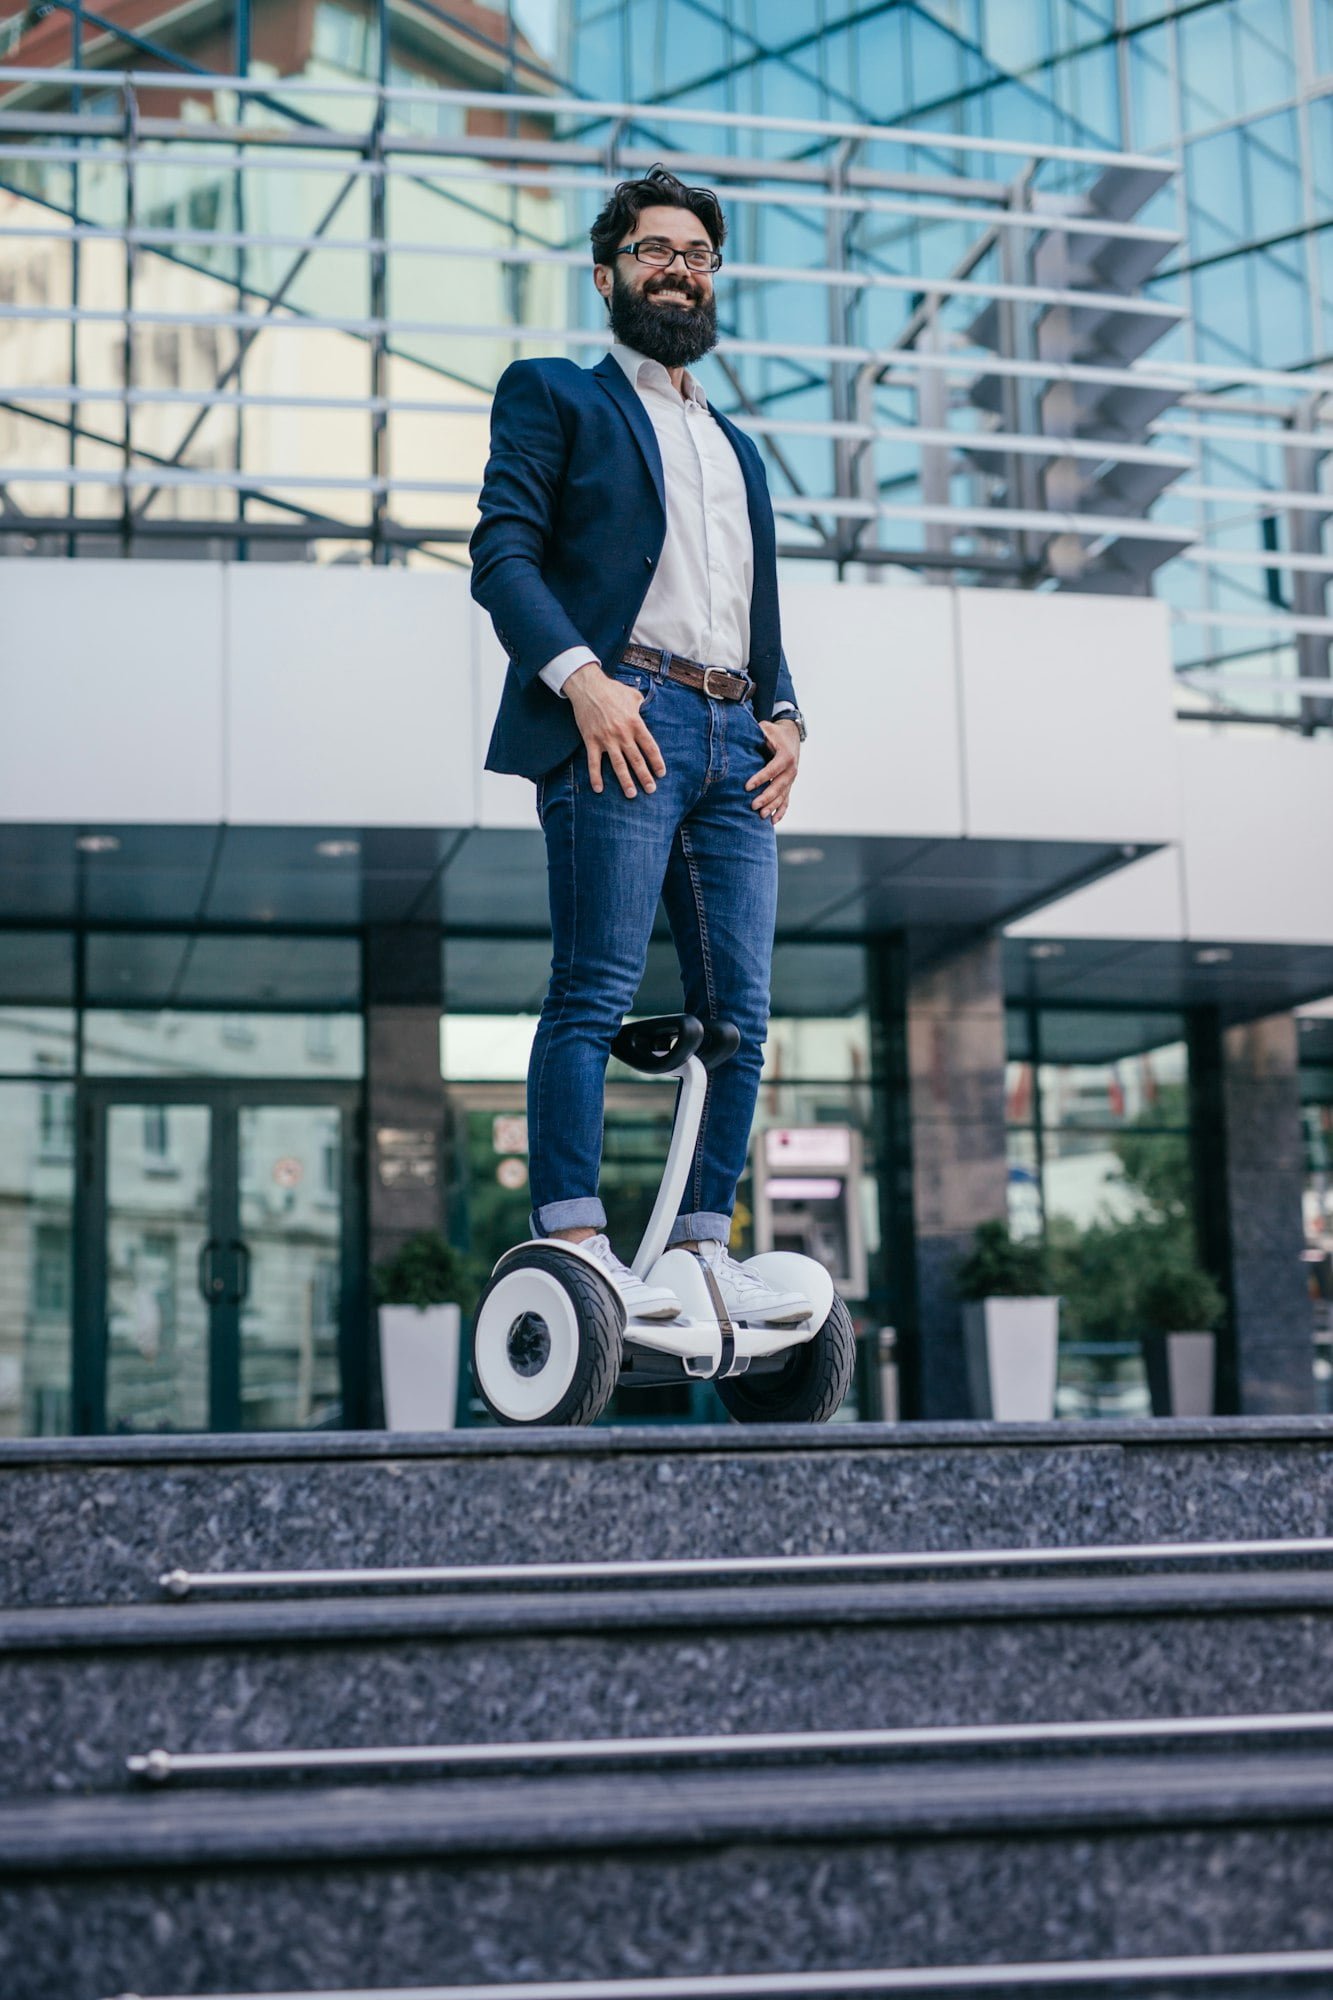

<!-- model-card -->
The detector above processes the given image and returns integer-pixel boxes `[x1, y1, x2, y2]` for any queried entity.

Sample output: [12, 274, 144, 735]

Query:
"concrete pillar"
[906, 935, 1009, 1418]
[364, 926, 446, 1276]
[1219, 1012, 1312, 1413]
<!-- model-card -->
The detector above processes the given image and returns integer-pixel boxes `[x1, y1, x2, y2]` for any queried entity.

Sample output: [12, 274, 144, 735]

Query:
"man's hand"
[745, 716, 802, 824]
[565, 661, 666, 799]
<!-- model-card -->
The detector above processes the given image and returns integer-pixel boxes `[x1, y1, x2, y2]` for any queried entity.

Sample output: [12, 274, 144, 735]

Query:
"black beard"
[608, 269, 719, 369]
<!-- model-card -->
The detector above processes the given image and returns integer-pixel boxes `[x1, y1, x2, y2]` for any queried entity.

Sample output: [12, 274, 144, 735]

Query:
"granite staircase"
[3, 1420, 1333, 1999]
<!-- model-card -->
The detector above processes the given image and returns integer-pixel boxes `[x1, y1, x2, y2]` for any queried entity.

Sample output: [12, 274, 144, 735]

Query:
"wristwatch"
[776, 706, 808, 743]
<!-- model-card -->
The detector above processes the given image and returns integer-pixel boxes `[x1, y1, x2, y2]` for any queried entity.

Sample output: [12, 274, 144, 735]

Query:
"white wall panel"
[778, 582, 963, 837]
[956, 589, 1180, 845]
[225, 567, 476, 826]
[1180, 732, 1333, 944]
[0, 560, 225, 821]
[1006, 845, 1186, 939]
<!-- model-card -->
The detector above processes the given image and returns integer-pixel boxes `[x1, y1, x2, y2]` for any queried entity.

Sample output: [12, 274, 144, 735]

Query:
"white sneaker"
[694, 1239, 813, 1328]
[574, 1233, 683, 1322]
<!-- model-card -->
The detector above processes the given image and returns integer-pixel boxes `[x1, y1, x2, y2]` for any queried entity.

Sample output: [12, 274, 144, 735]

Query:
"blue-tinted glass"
[979, 76, 1060, 158]
[1191, 254, 1255, 363]
[569, 14, 624, 96]
[1310, 98, 1333, 210]
[1317, 0, 1333, 75]
[904, 6, 971, 108]
[1186, 129, 1246, 258]
[1178, 3, 1240, 128]
[981, 1, 1052, 76]
[844, 11, 912, 122]
[1125, 25, 1176, 152]
[653, 0, 729, 95]
[1252, 244, 1310, 366]
[1058, 42, 1121, 146]
[1231, 0, 1295, 116]
[1242, 110, 1302, 239]
[767, 1, 825, 41]
[1317, 226, 1333, 328]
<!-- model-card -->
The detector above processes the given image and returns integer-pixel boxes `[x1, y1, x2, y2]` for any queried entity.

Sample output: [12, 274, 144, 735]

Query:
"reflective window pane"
[85, 1012, 363, 1078]
[238, 1105, 344, 1429]
[104, 1104, 210, 1433]
[0, 1082, 75, 1435]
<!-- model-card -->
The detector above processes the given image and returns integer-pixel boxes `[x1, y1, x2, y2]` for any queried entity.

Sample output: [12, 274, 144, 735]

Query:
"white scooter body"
[502, 1044, 834, 1383]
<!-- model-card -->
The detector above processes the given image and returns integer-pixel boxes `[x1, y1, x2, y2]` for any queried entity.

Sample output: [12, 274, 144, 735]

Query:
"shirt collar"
[609, 339, 708, 410]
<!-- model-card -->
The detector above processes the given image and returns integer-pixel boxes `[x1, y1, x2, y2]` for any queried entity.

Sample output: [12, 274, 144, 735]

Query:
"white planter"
[1141, 1327, 1218, 1417]
[1166, 1330, 1216, 1417]
[379, 1303, 462, 1432]
[963, 1296, 1060, 1422]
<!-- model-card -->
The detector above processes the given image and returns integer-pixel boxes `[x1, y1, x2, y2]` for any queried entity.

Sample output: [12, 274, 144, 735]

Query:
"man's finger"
[635, 721, 667, 777]
[623, 738, 657, 792]
[586, 742, 605, 794]
[745, 750, 788, 793]
[606, 745, 637, 798]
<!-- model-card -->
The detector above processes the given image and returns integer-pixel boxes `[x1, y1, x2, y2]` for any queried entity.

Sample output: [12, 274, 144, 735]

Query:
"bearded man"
[469, 162, 810, 1329]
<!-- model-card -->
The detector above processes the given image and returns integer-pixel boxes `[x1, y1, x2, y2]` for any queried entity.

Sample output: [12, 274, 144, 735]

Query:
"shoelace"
[698, 1243, 780, 1301]
[582, 1232, 640, 1284]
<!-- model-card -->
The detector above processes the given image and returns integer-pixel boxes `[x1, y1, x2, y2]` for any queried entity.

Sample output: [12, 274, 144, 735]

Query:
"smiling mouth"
[650, 286, 696, 306]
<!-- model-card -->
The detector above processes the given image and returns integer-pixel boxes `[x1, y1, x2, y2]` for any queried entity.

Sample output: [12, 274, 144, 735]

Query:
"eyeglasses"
[615, 238, 723, 274]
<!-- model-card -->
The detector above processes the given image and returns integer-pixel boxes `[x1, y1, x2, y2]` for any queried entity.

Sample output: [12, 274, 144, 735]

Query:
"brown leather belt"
[620, 642, 754, 704]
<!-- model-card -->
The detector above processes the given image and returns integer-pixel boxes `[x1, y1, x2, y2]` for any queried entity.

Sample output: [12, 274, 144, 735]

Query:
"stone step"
[5, 1419, 1333, 1608]
[4, 1747, 1333, 1998]
[1, 1569, 1328, 1798]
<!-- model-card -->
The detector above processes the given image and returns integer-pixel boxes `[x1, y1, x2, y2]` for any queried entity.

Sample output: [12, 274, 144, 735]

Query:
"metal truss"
[0, 68, 1329, 730]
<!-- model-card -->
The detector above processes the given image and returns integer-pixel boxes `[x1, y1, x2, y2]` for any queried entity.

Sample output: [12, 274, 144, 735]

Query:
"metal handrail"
[92, 1944, 1333, 1997]
[157, 1534, 1333, 1597]
[123, 1708, 1333, 1783]
[0, 67, 1176, 172]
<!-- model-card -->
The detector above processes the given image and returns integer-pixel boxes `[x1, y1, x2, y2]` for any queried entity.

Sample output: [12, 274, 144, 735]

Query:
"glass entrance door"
[81, 1085, 362, 1433]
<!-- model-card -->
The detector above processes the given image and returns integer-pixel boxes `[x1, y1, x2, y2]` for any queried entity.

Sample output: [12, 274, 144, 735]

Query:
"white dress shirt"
[539, 341, 792, 714]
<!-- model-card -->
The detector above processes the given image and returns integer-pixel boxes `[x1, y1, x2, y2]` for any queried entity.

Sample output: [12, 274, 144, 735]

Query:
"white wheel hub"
[473, 1266, 581, 1421]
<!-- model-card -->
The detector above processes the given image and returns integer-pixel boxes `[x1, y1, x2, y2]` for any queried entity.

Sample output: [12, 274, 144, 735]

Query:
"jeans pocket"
[606, 664, 657, 710]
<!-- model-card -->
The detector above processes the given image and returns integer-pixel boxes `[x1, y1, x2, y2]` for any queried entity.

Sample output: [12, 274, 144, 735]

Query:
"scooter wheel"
[715, 1294, 856, 1425]
[471, 1248, 625, 1427]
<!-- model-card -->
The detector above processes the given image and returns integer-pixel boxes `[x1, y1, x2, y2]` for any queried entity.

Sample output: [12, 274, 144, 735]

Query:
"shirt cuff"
[539, 646, 600, 698]
[771, 701, 796, 717]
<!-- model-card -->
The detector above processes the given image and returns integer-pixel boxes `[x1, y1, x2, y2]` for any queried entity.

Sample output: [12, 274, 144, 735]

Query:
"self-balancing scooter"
[470, 1014, 856, 1427]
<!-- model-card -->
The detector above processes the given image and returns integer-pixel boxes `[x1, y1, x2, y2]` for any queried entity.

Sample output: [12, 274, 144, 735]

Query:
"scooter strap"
[693, 1253, 737, 1380]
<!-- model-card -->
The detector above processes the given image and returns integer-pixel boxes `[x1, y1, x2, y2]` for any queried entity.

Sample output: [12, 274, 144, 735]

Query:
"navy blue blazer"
[469, 351, 800, 781]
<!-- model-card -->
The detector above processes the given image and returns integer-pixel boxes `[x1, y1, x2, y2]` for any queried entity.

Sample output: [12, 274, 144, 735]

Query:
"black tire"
[472, 1248, 624, 1428]
[715, 1294, 856, 1425]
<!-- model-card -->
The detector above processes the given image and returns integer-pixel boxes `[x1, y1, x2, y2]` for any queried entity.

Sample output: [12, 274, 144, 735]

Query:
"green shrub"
[1048, 1212, 1225, 1339]
[374, 1232, 485, 1311]
[955, 1218, 1053, 1301]
[1138, 1248, 1225, 1333]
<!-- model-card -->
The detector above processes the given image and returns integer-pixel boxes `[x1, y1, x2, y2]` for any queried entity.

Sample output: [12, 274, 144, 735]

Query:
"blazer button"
[644, 555, 654, 568]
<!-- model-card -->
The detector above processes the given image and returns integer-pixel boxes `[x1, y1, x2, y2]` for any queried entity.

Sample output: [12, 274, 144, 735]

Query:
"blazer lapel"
[594, 352, 666, 520]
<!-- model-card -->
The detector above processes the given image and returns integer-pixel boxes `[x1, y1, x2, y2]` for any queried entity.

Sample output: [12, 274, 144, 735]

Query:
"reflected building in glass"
[0, 0, 1331, 1432]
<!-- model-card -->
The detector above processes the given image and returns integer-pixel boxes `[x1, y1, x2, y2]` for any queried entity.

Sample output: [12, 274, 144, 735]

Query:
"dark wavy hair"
[589, 162, 726, 270]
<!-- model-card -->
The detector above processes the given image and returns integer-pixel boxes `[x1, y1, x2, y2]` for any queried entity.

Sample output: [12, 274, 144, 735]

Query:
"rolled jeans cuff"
[667, 1212, 733, 1246]
[532, 1197, 607, 1237]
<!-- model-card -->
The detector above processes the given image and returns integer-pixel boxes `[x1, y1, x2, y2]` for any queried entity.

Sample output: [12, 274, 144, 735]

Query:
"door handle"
[228, 1239, 251, 1307]
[198, 1240, 227, 1302]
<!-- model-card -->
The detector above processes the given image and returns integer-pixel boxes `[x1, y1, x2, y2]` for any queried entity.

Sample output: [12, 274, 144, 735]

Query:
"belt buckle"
[703, 666, 734, 701]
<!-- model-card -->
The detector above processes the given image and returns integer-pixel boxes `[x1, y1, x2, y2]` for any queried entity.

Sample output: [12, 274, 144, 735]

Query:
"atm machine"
[751, 1123, 868, 1300]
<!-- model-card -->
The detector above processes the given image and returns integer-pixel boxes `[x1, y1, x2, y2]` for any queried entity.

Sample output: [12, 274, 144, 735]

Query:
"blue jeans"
[527, 660, 779, 1246]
